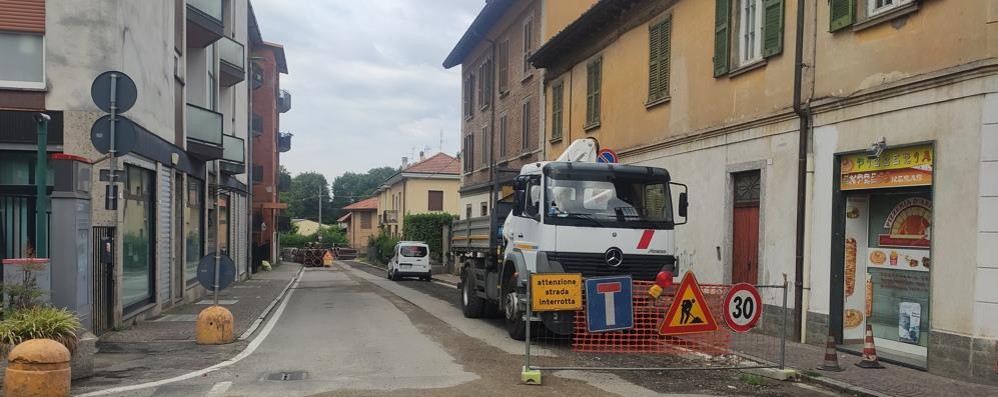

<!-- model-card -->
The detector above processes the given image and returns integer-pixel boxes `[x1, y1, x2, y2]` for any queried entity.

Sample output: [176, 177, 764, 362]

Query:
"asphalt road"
[84, 261, 842, 396]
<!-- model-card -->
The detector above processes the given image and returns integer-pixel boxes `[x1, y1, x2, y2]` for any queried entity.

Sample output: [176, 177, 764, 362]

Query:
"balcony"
[186, 0, 223, 48]
[186, 104, 223, 160]
[218, 36, 245, 87]
[219, 134, 245, 175]
[250, 61, 264, 90]
[277, 89, 291, 113]
[278, 132, 292, 153]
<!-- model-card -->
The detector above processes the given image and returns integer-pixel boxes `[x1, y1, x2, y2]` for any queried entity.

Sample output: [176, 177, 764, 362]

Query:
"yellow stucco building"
[375, 152, 462, 236]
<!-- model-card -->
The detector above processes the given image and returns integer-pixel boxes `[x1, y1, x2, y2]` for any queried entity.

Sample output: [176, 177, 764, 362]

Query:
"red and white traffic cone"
[855, 323, 884, 369]
[816, 334, 844, 372]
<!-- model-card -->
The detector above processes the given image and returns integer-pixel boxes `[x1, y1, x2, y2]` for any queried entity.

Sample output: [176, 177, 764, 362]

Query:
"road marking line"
[206, 381, 232, 397]
[77, 268, 305, 396]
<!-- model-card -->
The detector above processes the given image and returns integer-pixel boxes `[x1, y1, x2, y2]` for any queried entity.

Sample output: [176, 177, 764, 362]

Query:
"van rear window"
[401, 246, 427, 257]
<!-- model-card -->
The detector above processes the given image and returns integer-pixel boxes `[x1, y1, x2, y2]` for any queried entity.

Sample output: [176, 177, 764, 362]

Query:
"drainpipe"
[246, 50, 254, 278]
[791, 0, 810, 342]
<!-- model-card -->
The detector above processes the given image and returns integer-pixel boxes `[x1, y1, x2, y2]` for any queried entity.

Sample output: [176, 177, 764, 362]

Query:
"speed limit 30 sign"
[723, 283, 762, 332]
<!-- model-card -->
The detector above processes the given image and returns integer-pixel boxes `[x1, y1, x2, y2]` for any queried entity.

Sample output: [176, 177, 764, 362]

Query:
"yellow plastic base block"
[521, 366, 541, 385]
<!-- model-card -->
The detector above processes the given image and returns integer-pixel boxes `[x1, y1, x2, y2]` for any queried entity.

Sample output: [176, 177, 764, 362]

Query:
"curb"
[237, 264, 305, 340]
[797, 371, 891, 397]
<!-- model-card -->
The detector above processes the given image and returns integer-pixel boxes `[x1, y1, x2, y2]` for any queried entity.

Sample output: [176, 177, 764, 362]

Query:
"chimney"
[419, 151, 425, 162]
[402, 156, 408, 169]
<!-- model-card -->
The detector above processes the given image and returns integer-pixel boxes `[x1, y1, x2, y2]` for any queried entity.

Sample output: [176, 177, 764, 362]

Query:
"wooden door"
[732, 171, 761, 285]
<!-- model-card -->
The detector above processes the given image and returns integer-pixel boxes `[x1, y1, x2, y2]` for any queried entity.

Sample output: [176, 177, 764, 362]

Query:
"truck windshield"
[545, 174, 674, 229]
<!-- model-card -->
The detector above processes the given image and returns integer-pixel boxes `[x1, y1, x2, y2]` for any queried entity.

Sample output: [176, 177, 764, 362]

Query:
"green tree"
[329, 166, 396, 219]
[284, 172, 334, 224]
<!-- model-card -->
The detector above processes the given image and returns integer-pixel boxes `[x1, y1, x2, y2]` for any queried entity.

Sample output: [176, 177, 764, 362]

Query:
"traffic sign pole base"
[521, 366, 541, 385]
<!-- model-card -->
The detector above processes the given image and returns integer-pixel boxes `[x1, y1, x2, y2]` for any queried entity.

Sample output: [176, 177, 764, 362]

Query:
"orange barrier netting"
[571, 281, 733, 355]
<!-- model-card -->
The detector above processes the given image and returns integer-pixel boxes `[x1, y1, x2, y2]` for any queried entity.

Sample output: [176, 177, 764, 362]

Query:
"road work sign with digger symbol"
[659, 272, 719, 335]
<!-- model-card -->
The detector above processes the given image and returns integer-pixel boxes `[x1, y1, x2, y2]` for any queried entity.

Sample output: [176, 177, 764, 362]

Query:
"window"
[522, 19, 534, 75]
[428, 190, 443, 211]
[463, 132, 474, 173]
[713, 0, 784, 77]
[521, 99, 532, 150]
[123, 165, 155, 311]
[360, 212, 372, 229]
[499, 113, 508, 159]
[648, 16, 672, 103]
[551, 82, 564, 141]
[739, 0, 763, 66]
[869, 0, 912, 17]
[830, 0, 915, 31]
[477, 59, 492, 110]
[463, 73, 475, 118]
[481, 125, 490, 167]
[498, 39, 510, 94]
[0, 33, 44, 89]
[480, 202, 488, 216]
[585, 57, 602, 128]
[185, 178, 203, 284]
[466, 204, 473, 219]
[400, 245, 428, 257]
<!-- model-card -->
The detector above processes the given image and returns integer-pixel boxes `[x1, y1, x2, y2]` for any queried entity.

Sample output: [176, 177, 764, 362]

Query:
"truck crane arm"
[554, 137, 600, 163]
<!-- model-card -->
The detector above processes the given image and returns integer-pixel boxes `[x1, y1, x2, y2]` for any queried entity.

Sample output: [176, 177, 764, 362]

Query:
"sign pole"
[109, 73, 119, 271]
[214, 173, 221, 305]
[34, 115, 49, 258]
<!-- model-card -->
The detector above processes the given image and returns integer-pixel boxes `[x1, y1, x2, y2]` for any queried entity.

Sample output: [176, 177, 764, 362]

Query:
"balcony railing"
[278, 89, 291, 113]
[382, 210, 398, 224]
[186, 0, 223, 48]
[218, 37, 245, 86]
[186, 103, 223, 160]
[220, 134, 245, 175]
[278, 132, 292, 153]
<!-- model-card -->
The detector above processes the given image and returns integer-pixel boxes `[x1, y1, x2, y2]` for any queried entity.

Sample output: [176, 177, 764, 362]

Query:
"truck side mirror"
[678, 192, 688, 218]
[512, 187, 524, 217]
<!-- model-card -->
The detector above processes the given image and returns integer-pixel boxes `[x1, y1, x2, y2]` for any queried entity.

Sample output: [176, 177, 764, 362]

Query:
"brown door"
[732, 171, 761, 285]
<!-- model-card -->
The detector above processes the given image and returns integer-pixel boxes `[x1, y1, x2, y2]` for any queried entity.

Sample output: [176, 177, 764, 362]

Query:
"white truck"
[451, 138, 688, 339]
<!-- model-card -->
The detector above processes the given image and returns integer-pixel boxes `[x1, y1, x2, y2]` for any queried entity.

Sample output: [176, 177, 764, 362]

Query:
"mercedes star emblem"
[605, 247, 623, 267]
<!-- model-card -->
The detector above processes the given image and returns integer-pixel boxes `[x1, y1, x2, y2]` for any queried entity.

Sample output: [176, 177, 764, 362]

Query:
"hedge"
[401, 213, 456, 263]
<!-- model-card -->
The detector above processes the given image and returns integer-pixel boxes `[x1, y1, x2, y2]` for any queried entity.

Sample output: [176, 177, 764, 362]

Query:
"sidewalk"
[72, 262, 302, 394]
[735, 333, 998, 397]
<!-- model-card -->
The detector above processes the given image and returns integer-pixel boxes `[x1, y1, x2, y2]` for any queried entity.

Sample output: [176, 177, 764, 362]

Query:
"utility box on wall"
[49, 156, 93, 330]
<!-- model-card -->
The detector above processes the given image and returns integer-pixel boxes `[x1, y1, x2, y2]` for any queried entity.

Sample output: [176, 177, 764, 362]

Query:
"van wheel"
[504, 273, 526, 340]
[461, 271, 485, 318]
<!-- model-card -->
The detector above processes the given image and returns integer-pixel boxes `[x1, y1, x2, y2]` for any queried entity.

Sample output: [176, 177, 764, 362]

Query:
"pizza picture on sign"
[878, 198, 931, 247]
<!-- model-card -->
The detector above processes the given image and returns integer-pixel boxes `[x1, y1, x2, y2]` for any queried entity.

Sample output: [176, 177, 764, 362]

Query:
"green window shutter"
[552, 82, 563, 139]
[593, 58, 601, 124]
[648, 22, 661, 102]
[713, 0, 731, 77]
[659, 16, 672, 99]
[586, 63, 594, 124]
[829, 0, 854, 32]
[762, 0, 785, 58]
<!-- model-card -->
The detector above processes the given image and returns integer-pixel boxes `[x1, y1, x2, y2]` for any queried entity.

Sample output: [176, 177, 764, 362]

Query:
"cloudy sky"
[251, 0, 483, 180]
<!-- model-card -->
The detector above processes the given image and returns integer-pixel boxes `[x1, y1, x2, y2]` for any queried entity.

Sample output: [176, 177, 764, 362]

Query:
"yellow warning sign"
[531, 273, 583, 312]
[659, 272, 719, 335]
[322, 250, 333, 267]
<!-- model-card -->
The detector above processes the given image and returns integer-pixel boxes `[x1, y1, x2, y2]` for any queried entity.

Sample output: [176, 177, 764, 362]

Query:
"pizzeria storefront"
[833, 143, 934, 368]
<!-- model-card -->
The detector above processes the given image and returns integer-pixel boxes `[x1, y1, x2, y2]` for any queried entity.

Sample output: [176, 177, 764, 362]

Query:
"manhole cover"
[265, 371, 308, 381]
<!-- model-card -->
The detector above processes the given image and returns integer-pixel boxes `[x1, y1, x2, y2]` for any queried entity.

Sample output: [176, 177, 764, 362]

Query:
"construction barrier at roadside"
[522, 271, 790, 385]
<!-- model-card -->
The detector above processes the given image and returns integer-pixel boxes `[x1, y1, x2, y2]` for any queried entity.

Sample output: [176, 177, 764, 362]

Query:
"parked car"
[387, 241, 431, 281]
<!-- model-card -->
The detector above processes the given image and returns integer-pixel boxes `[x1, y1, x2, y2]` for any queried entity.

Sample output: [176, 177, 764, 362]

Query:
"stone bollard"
[196, 305, 234, 345]
[3, 339, 71, 397]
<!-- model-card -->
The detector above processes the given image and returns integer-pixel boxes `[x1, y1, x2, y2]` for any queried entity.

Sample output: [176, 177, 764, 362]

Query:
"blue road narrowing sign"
[597, 148, 619, 163]
[585, 275, 634, 332]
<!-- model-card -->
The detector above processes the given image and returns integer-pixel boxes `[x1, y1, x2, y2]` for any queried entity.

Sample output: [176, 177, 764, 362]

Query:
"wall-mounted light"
[867, 137, 887, 160]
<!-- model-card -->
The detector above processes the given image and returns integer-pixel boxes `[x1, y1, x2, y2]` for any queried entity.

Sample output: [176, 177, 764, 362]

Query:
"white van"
[387, 241, 431, 281]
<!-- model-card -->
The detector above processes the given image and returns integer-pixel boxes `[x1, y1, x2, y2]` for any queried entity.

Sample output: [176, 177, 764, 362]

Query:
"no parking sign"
[723, 283, 762, 332]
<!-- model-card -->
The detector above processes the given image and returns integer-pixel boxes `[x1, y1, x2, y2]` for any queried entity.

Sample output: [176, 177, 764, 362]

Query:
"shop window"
[122, 165, 155, 311]
[185, 178, 204, 284]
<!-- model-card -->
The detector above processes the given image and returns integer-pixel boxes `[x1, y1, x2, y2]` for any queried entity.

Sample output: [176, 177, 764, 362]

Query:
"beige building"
[339, 197, 378, 249]
[375, 152, 461, 236]
[528, 0, 998, 385]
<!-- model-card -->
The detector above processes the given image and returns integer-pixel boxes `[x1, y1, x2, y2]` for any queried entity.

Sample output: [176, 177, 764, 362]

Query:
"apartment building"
[375, 152, 461, 237]
[0, 0, 275, 334]
[249, 34, 290, 270]
[530, 0, 998, 385]
[442, 0, 594, 220]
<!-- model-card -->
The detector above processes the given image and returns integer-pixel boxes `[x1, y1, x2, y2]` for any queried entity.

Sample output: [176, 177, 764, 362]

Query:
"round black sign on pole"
[90, 115, 138, 155]
[197, 254, 237, 291]
[91, 71, 138, 114]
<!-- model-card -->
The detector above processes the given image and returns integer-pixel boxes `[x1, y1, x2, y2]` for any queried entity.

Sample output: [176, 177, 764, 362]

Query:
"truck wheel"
[461, 272, 485, 318]
[504, 274, 526, 340]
